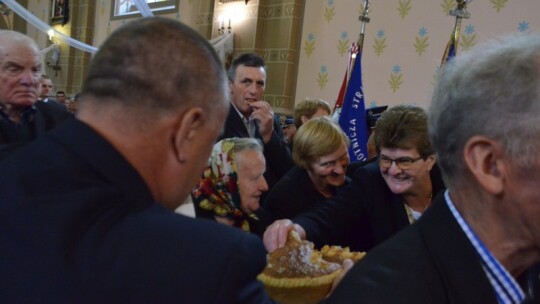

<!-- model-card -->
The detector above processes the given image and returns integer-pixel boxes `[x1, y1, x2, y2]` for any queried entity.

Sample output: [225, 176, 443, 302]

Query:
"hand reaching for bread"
[258, 231, 365, 304]
[263, 219, 306, 252]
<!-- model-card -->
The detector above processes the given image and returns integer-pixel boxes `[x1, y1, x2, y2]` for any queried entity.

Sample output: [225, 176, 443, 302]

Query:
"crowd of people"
[1, 16, 539, 303]
[39, 75, 79, 114]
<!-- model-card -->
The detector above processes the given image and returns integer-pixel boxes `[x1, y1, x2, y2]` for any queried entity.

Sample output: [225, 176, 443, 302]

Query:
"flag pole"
[332, 1, 371, 116]
[441, 0, 472, 65]
[335, 0, 372, 162]
[357, 0, 370, 58]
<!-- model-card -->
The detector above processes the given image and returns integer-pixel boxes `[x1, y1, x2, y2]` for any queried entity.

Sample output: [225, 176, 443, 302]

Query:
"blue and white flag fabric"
[338, 54, 368, 162]
[441, 30, 458, 65]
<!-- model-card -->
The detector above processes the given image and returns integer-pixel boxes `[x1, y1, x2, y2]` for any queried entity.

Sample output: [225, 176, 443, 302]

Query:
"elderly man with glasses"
[263, 105, 445, 253]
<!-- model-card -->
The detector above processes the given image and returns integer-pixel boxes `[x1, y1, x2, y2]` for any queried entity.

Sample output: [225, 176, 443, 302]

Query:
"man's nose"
[20, 70, 37, 86]
[259, 177, 269, 192]
[247, 83, 260, 94]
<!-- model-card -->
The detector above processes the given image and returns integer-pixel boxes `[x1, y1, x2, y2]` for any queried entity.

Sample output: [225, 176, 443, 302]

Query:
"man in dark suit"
[55, 90, 67, 105]
[0, 100, 71, 158]
[0, 18, 271, 303]
[220, 53, 293, 191]
[38, 74, 55, 103]
[0, 31, 71, 156]
[326, 33, 540, 303]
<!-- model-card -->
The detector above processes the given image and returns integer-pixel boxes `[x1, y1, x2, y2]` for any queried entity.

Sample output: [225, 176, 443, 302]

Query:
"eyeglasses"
[378, 155, 423, 170]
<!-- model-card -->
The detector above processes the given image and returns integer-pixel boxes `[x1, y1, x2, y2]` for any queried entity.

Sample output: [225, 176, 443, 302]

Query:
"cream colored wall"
[20, 0, 539, 111]
[24, 0, 214, 50]
[26, 0, 73, 95]
[22, 0, 214, 96]
[25, 0, 49, 47]
[295, 0, 540, 110]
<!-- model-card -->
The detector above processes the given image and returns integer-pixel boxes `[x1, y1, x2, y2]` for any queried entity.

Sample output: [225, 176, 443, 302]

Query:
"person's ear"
[463, 135, 506, 195]
[172, 107, 204, 164]
[424, 154, 436, 171]
[228, 80, 234, 95]
[301, 115, 309, 124]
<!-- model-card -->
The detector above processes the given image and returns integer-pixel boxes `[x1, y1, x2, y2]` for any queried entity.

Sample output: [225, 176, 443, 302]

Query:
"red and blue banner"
[338, 53, 368, 162]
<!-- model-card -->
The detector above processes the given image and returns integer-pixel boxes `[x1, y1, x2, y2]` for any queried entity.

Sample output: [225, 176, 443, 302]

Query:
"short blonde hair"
[293, 98, 331, 128]
[293, 116, 350, 170]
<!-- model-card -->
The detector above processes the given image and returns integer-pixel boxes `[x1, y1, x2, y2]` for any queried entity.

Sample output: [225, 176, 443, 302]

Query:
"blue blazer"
[0, 119, 271, 303]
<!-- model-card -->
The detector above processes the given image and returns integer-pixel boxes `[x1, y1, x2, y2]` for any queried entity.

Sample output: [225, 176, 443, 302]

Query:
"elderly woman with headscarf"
[192, 137, 269, 234]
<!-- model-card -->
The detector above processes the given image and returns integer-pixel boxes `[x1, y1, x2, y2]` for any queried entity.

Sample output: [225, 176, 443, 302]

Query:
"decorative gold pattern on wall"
[441, 0, 455, 14]
[397, 0, 412, 19]
[388, 65, 403, 93]
[317, 65, 328, 89]
[414, 27, 429, 56]
[323, 1, 335, 23]
[460, 24, 477, 51]
[295, 0, 539, 110]
[491, 0, 509, 13]
[304, 33, 315, 57]
[337, 31, 350, 56]
[373, 29, 386, 56]
[20, 0, 536, 113]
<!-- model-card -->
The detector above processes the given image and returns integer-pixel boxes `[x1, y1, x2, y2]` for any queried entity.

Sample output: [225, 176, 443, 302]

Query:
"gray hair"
[0, 30, 39, 58]
[429, 33, 540, 187]
[229, 137, 264, 155]
[211, 137, 264, 170]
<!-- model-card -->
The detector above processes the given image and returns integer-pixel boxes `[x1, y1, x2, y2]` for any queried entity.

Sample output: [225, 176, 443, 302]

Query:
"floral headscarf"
[192, 138, 258, 232]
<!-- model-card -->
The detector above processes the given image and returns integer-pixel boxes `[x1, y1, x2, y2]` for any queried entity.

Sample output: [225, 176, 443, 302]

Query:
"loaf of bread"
[257, 231, 365, 304]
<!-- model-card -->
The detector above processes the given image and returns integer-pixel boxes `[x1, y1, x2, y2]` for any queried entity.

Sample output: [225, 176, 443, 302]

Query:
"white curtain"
[2, 0, 98, 54]
[209, 32, 234, 63]
[131, 0, 154, 17]
[2, 0, 233, 61]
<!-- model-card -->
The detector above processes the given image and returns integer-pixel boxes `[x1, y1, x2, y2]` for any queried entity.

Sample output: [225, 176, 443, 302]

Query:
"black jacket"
[0, 100, 72, 159]
[0, 119, 271, 303]
[326, 195, 498, 303]
[294, 161, 446, 251]
[326, 195, 540, 303]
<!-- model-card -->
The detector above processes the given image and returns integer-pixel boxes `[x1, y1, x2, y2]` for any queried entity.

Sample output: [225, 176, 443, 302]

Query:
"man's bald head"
[78, 17, 230, 209]
[80, 17, 229, 121]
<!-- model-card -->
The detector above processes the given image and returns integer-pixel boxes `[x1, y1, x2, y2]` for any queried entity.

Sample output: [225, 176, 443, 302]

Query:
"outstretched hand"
[263, 219, 306, 252]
